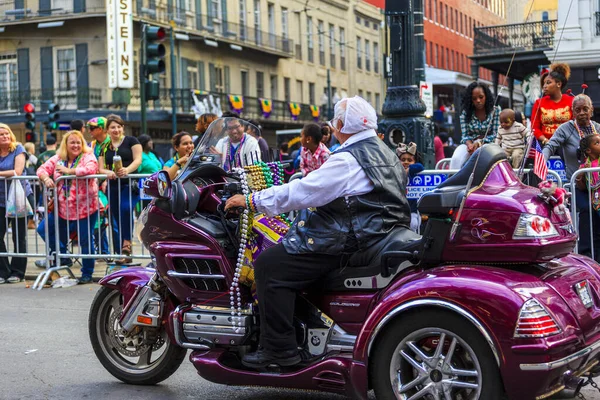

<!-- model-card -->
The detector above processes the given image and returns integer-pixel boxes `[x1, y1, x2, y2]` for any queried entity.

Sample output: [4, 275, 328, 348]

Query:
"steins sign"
[106, 0, 134, 88]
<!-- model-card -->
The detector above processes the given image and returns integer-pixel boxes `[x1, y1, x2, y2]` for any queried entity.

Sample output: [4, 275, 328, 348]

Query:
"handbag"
[6, 181, 33, 218]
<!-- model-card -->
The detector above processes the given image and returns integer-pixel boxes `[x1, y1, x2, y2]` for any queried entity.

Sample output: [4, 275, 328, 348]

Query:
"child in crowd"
[300, 123, 331, 176]
[396, 142, 424, 232]
[495, 108, 530, 168]
[576, 133, 600, 212]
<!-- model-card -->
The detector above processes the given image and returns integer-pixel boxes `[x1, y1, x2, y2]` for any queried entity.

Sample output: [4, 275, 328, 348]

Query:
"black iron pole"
[327, 69, 333, 119]
[170, 27, 177, 135]
[140, 23, 147, 135]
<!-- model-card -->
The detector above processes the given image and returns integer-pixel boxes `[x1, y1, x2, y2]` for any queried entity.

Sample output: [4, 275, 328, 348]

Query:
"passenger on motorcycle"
[225, 96, 412, 368]
[209, 117, 261, 170]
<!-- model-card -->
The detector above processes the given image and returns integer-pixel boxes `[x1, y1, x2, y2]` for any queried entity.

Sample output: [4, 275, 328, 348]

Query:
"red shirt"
[531, 94, 573, 140]
[300, 143, 331, 176]
[434, 136, 445, 164]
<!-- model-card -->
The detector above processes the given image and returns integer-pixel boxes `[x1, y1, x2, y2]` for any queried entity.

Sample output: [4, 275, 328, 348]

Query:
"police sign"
[407, 173, 448, 200]
[547, 157, 567, 183]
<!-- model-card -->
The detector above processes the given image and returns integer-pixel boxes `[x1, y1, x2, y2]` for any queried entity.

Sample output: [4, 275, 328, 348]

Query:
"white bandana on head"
[336, 96, 378, 135]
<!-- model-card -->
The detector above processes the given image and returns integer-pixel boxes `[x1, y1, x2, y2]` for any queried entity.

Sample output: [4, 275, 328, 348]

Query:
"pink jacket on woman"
[37, 152, 99, 220]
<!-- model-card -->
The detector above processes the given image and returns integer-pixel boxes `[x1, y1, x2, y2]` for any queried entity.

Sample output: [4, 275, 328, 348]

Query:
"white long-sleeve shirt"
[215, 133, 261, 168]
[254, 130, 377, 217]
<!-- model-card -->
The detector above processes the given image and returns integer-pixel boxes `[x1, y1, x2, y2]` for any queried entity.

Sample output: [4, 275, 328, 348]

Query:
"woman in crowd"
[0, 124, 32, 284]
[531, 63, 573, 145]
[98, 114, 142, 264]
[137, 134, 163, 174]
[194, 113, 218, 146]
[37, 130, 99, 283]
[163, 131, 195, 180]
[450, 82, 500, 169]
[544, 94, 600, 260]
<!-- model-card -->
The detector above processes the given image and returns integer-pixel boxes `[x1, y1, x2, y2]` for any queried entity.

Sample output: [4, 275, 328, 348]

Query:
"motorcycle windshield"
[186, 117, 262, 172]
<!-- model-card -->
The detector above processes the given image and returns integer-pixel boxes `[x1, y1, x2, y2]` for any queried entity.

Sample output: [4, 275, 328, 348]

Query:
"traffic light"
[143, 25, 166, 101]
[24, 103, 35, 130]
[25, 131, 36, 143]
[46, 103, 60, 130]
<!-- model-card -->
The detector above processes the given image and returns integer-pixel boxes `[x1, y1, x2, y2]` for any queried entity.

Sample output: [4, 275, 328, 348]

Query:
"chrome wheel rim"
[96, 290, 169, 374]
[390, 327, 482, 400]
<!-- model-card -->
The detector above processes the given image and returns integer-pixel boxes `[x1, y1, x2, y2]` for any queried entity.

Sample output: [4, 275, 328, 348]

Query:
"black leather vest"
[282, 135, 411, 255]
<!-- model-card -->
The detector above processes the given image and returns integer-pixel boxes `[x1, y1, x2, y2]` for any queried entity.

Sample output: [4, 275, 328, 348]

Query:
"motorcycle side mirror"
[157, 171, 172, 199]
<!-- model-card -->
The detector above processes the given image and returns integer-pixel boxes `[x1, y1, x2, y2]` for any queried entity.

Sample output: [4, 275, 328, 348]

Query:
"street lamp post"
[379, 0, 435, 168]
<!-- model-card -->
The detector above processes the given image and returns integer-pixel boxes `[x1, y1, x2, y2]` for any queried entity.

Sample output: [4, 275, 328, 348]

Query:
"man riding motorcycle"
[225, 96, 412, 369]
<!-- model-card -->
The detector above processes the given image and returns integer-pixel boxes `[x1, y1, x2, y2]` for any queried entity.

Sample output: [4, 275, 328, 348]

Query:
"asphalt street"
[2, 282, 600, 400]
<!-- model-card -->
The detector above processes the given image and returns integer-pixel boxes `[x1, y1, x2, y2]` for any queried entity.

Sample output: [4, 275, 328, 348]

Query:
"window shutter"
[76, 43, 89, 109]
[195, 0, 202, 29]
[17, 49, 29, 102]
[74, 0, 86, 13]
[40, 47, 53, 111]
[224, 65, 230, 94]
[209, 63, 216, 91]
[221, 0, 228, 34]
[181, 58, 189, 89]
[198, 61, 205, 91]
[39, 0, 51, 16]
[206, 0, 213, 27]
[15, 0, 24, 19]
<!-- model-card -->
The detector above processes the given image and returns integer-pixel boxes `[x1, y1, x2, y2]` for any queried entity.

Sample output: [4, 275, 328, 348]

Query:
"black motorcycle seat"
[417, 144, 507, 215]
[322, 227, 421, 291]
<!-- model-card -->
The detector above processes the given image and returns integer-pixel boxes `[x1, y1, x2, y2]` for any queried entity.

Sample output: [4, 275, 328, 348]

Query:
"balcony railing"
[0, 88, 102, 111]
[128, 89, 324, 123]
[0, 1, 293, 56]
[474, 20, 556, 56]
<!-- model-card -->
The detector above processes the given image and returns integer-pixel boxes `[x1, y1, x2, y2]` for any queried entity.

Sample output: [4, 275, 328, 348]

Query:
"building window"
[187, 65, 199, 89]
[309, 82, 315, 104]
[445, 4, 448, 27]
[281, 7, 288, 39]
[375, 93, 380, 113]
[241, 70, 249, 96]
[0, 56, 18, 110]
[449, 6, 453, 30]
[295, 12, 302, 60]
[358, 89, 363, 98]
[284, 77, 290, 101]
[210, 0, 221, 21]
[268, 3, 276, 48]
[211, 66, 224, 92]
[270, 74, 277, 99]
[364, 19, 369, 28]
[356, 15, 360, 24]
[296, 79, 303, 103]
[365, 39, 371, 71]
[254, 0, 261, 45]
[435, 44, 439, 67]
[357, 36, 362, 69]
[318, 20, 325, 66]
[55, 46, 76, 92]
[329, 23, 336, 68]
[307, 16, 314, 63]
[339, 27, 346, 70]
[434, 0, 438, 22]
[239, 0, 247, 40]
[374, 42, 379, 73]
[366, 91, 372, 104]
[256, 71, 264, 98]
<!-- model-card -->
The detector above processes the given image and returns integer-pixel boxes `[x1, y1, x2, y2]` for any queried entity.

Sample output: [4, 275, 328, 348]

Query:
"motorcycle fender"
[98, 267, 155, 306]
[353, 265, 540, 367]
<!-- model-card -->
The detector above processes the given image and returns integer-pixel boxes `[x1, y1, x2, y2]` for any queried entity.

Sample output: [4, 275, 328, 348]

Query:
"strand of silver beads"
[230, 167, 250, 333]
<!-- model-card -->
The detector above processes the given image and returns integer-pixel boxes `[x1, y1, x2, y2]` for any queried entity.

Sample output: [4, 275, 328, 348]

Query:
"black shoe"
[78, 275, 93, 285]
[242, 348, 301, 368]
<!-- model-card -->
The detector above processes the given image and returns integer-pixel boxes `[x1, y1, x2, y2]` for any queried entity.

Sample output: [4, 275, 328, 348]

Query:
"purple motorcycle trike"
[89, 118, 600, 399]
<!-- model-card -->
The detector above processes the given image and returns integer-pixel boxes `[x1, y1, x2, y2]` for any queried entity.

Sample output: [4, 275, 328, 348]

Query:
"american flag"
[528, 139, 548, 180]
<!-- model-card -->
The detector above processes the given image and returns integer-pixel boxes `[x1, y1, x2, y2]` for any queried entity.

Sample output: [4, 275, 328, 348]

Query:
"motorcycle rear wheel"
[89, 286, 187, 385]
[370, 310, 504, 400]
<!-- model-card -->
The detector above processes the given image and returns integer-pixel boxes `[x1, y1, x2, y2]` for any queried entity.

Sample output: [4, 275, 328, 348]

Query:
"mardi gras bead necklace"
[574, 120, 598, 139]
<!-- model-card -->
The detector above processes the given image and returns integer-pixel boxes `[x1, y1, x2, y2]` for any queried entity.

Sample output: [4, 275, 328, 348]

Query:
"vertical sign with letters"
[106, 0, 134, 88]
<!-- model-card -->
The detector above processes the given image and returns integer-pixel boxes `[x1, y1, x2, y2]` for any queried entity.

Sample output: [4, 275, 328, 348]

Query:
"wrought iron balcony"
[128, 89, 324, 123]
[596, 12, 600, 36]
[0, 0, 105, 21]
[0, 88, 103, 111]
[474, 20, 556, 56]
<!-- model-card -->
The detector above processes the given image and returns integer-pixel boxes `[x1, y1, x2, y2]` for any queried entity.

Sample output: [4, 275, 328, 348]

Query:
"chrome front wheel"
[89, 286, 186, 385]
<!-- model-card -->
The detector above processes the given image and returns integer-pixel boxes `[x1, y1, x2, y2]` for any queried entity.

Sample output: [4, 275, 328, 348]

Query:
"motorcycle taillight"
[513, 214, 559, 239]
[514, 299, 561, 338]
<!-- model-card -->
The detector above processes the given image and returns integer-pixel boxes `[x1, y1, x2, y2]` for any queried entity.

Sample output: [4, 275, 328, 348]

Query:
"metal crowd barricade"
[32, 173, 153, 290]
[570, 167, 600, 259]
[435, 158, 452, 170]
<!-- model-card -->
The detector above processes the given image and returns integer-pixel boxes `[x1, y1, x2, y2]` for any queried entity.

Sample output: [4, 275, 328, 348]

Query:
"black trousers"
[254, 243, 343, 352]
[0, 206, 27, 279]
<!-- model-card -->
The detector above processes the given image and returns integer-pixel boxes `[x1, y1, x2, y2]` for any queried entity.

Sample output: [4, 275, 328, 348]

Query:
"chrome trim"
[367, 299, 501, 367]
[121, 286, 161, 332]
[520, 340, 600, 371]
[167, 271, 226, 279]
[106, 276, 123, 285]
[172, 304, 212, 350]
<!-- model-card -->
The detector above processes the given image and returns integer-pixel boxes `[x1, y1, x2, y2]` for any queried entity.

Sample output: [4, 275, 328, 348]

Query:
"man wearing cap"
[87, 117, 109, 158]
[225, 96, 411, 368]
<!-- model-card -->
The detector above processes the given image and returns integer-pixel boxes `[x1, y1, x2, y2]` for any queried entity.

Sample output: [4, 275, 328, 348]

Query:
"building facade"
[506, 0, 558, 25]
[0, 0, 385, 145]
